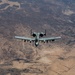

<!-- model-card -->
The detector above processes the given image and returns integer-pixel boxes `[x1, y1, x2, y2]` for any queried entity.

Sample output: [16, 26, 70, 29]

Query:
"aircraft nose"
[35, 42, 39, 46]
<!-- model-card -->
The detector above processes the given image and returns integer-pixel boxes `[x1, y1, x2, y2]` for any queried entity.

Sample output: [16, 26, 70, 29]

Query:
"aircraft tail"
[31, 29, 33, 35]
[45, 29, 46, 36]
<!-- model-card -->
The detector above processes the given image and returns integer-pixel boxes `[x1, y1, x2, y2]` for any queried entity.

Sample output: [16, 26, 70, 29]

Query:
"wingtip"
[14, 36, 16, 38]
[58, 36, 61, 38]
[14, 36, 18, 38]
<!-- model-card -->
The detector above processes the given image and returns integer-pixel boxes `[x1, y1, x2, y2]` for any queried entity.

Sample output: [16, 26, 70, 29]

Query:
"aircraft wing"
[39, 37, 61, 42]
[15, 36, 35, 41]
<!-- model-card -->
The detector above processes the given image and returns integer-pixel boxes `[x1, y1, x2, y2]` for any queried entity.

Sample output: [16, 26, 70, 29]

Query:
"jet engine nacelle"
[40, 34, 44, 37]
[32, 33, 36, 37]
[40, 32, 46, 37]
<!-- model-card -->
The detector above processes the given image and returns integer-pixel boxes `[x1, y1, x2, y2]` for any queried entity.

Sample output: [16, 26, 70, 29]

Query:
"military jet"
[15, 30, 61, 47]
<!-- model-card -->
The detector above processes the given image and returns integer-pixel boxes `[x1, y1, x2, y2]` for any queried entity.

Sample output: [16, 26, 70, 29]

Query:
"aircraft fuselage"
[34, 33, 40, 46]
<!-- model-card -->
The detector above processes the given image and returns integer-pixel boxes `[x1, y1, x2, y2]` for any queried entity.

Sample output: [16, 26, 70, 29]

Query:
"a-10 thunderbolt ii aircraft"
[15, 30, 61, 47]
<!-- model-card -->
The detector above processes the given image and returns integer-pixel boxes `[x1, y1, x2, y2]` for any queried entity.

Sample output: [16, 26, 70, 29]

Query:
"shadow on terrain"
[0, 67, 43, 75]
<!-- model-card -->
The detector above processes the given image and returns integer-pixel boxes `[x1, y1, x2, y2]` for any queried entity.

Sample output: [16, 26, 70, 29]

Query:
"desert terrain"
[0, 0, 75, 75]
[0, 42, 75, 75]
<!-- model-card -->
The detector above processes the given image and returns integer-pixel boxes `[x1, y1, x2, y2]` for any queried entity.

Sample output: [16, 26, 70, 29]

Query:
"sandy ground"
[0, 45, 75, 75]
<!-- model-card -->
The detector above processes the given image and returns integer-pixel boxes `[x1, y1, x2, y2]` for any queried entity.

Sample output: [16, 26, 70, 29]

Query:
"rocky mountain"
[0, 0, 75, 75]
